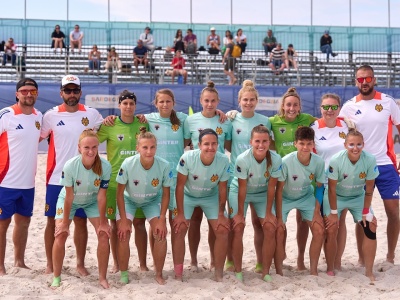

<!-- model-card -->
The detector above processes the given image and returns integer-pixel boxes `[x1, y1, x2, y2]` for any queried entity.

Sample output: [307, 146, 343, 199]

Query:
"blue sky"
[1, 0, 399, 27]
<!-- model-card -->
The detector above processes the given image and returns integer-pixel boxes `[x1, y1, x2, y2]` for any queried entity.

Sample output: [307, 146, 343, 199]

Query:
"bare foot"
[155, 275, 166, 285]
[14, 262, 30, 269]
[0, 266, 6, 276]
[366, 272, 376, 283]
[296, 262, 307, 271]
[99, 279, 110, 289]
[310, 270, 318, 276]
[214, 274, 223, 282]
[45, 265, 53, 274]
[189, 263, 198, 272]
[109, 265, 119, 274]
[357, 258, 365, 267]
[77, 265, 90, 276]
[386, 255, 395, 264]
[139, 265, 149, 272]
[334, 262, 342, 271]
[209, 262, 215, 271]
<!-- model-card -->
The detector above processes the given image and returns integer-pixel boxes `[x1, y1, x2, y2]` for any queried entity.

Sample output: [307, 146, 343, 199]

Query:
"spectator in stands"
[133, 40, 149, 73]
[184, 29, 197, 55]
[51, 25, 66, 54]
[223, 30, 232, 46]
[103, 47, 122, 73]
[70, 24, 84, 54]
[2, 37, 17, 67]
[235, 28, 247, 54]
[170, 50, 187, 84]
[222, 33, 237, 85]
[173, 29, 185, 53]
[320, 30, 337, 62]
[269, 43, 286, 74]
[140, 26, 155, 52]
[88, 45, 101, 74]
[285, 44, 298, 70]
[207, 27, 220, 54]
[262, 29, 277, 56]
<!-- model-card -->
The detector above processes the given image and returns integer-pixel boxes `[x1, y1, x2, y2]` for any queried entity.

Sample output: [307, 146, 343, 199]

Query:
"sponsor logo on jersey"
[56, 120, 65, 126]
[155, 125, 160, 130]
[151, 178, 159, 187]
[193, 175, 198, 180]
[339, 132, 346, 139]
[215, 127, 223, 135]
[197, 128, 204, 133]
[329, 166, 333, 173]
[76, 180, 81, 186]
[35, 121, 41, 130]
[355, 110, 362, 115]
[292, 175, 298, 181]
[279, 127, 286, 134]
[118, 168, 124, 176]
[249, 173, 253, 178]
[344, 173, 348, 179]
[16, 124, 24, 130]
[81, 117, 89, 126]
[134, 180, 139, 186]
[393, 190, 399, 197]
[236, 129, 242, 134]
[210, 174, 219, 182]
[319, 136, 326, 140]
[62, 171, 65, 178]
[236, 166, 241, 173]
[309, 173, 314, 180]
[117, 134, 124, 141]
[179, 159, 185, 167]
[359, 172, 367, 179]
[375, 104, 383, 112]
[169, 171, 173, 178]
[171, 124, 179, 132]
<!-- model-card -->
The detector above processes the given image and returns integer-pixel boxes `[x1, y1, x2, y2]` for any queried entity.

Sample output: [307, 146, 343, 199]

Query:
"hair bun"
[242, 80, 254, 88]
[287, 87, 297, 93]
[206, 81, 215, 89]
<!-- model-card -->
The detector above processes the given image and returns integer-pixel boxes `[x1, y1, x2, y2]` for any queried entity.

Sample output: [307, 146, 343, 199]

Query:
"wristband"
[365, 192, 373, 196]
[330, 209, 338, 215]
[362, 207, 369, 215]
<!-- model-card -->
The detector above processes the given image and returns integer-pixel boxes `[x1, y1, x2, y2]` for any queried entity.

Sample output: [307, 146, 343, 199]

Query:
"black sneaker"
[332, 53, 338, 57]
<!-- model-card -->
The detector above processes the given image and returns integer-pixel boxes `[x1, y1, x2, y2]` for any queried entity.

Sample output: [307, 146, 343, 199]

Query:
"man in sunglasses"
[40, 75, 103, 275]
[340, 64, 400, 267]
[0, 78, 42, 275]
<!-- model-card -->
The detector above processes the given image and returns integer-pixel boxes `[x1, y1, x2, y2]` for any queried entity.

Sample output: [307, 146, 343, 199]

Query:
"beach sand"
[0, 153, 399, 299]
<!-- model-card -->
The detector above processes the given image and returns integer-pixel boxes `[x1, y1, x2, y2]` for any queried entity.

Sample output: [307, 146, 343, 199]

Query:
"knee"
[311, 222, 325, 238]
[133, 219, 146, 232]
[215, 226, 229, 238]
[232, 223, 244, 236]
[276, 227, 285, 241]
[326, 226, 338, 238]
[262, 223, 276, 238]
[0, 218, 12, 231]
[98, 231, 110, 243]
[55, 232, 69, 244]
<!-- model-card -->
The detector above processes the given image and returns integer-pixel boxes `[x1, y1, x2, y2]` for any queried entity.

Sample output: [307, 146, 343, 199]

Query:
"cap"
[288, 43, 293, 47]
[324, 30, 330, 34]
[16, 78, 38, 101]
[145, 26, 151, 31]
[210, 27, 216, 31]
[61, 74, 81, 88]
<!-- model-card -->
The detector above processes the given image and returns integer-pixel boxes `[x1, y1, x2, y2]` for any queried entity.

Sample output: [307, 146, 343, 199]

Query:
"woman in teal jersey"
[52, 129, 111, 289]
[183, 81, 232, 270]
[173, 128, 230, 282]
[229, 125, 283, 282]
[116, 128, 172, 285]
[97, 90, 149, 273]
[225, 80, 271, 274]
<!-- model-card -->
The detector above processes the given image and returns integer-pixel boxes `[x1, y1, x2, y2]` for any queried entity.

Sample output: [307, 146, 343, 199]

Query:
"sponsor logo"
[16, 124, 23, 130]
[57, 120, 65, 126]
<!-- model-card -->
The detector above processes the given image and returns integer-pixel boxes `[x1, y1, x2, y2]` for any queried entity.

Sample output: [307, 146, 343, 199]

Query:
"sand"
[0, 153, 399, 299]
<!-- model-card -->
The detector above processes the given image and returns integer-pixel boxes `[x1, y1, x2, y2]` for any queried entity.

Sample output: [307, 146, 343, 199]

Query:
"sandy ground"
[0, 153, 399, 299]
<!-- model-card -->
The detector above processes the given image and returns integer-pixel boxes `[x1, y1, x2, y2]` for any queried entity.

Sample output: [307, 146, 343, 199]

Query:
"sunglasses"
[356, 76, 373, 83]
[347, 143, 363, 149]
[320, 104, 339, 111]
[63, 88, 81, 95]
[18, 89, 38, 96]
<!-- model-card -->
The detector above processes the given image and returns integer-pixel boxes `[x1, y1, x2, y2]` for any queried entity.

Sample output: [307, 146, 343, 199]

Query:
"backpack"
[232, 45, 241, 58]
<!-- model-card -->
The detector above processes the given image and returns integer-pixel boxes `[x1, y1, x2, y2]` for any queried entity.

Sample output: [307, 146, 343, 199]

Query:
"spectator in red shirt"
[170, 50, 187, 84]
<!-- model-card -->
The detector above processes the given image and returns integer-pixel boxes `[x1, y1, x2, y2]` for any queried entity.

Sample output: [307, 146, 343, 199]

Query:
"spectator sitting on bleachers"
[133, 39, 149, 73]
[285, 43, 298, 70]
[140, 26, 155, 52]
[262, 29, 277, 56]
[269, 43, 286, 74]
[2, 37, 17, 67]
[235, 28, 247, 54]
[168, 50, 187, 84]
[173, 29, 185, 53]
[207, 27, 220, 54]
[103, 47, 122, 73]
[222, 33, 237, 85]
[51, 25, 66, 54]
[184, 29, 197, 55]
[87, 45, 101, 74]
[70, 24, 84, 54]
[320, 30, 337, 62]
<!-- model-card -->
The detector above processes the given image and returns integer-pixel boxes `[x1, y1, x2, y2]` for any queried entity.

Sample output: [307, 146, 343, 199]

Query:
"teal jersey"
[184, 112, 232, 154]
[269, 113, 315, 157]
[327, 150, 379, 197]
[279, 152, 325, 201]
[117, 154, 173, 204]
[145, 112, 187, 177]
[230, 148, 282, 194]
[177, 149, 230, 198]
[59, 155, 111, 205]
[97, 117, 149, 185]
[230, 112, 272, 170]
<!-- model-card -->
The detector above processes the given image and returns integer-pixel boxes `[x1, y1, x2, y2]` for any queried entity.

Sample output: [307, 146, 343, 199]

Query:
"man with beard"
[0, 78, 42, 275]
[340, 65, 400, 267]
[41, 75, 103, 274]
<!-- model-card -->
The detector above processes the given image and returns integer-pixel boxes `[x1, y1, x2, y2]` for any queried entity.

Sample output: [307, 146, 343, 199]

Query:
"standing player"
[41, 75, 103, 274]
[340, 65, 400, 265]
[0, 78, 42, 275]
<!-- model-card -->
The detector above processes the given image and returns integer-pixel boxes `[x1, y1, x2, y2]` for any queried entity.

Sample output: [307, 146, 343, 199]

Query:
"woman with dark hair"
[173, 29, 185, 53]
[51, 25, 66, 54]
[235, 28, 247, 53]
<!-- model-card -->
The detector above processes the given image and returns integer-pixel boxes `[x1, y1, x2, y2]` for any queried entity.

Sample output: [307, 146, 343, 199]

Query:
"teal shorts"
[282, 194, 315, 223]
[107, 185, 146, 219]
[177, 193, 222, 220]
[116, 196, 160, 221]
[228, 190, 275, 219]
[55, 198, 99, 219]
[323, 192, 364, 222]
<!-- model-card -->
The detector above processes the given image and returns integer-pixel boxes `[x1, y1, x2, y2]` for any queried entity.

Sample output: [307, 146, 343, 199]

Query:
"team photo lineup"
[1, 64, 400, 289]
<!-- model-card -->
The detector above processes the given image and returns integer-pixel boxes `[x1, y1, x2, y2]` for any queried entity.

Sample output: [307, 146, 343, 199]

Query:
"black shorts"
[224, 57, 236, 71]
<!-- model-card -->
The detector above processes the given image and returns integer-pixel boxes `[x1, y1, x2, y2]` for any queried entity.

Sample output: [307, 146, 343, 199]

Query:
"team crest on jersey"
[171, 124, 180, 132]
[329, 166, 333, 173]
[229, 206, 233, 215]
[292, 175, 298, 181]
[76, 180, 81, 186]
[249, 173, 253, 178]
[173, 208, 178, 216]
[35, 121, 41, 130]
[344, 174, 348, 179]
[151, 178, 159, 187]
[179, 159, 185, 167]
[237, 166, 242, 173]
[94, 179, 101, 187]
[56, 207, 63, 216]
[309, 173, 314, 180]
[81, 117, 89, 126]
[45, 204, 49, 212]
[236, 129, 242, 134]
[117, 134, 124, 141]
[134, 180, 139, 186]
[197, 128, 204, 133]
[155, 125, 160, 130]
[339, 132, 346, 139]
[210, 174, 219, 182]
[375, 104, 383, 112]
[135, 132, 140, 139]
[215, 127, 223, 135]
[279, 127, 286, 134]
[118, 168, 124, 176]
[264, 171, 270, 178]
[359, 172, 367, 179]
[193, 175, 199, 180]
[107, 207, 114, 216]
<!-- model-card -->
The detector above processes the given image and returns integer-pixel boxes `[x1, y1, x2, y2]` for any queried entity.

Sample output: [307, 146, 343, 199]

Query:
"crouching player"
[324, 129, 379, 281]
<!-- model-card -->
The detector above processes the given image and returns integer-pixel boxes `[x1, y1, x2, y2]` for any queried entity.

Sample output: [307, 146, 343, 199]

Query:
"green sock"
[255, 263, 263, 273]
[225, 260, 234, 270]
[51, 276, 61, 287]
[263, 274, 272, 282]
[120, 270, 129, 284]
[235, 272, 243, 282]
